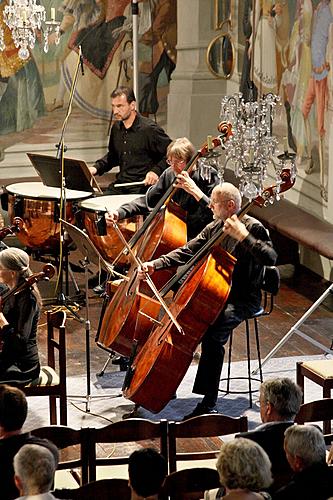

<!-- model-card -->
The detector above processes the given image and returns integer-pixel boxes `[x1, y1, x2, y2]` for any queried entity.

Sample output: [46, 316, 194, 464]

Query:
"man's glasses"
[166, 158, 185, 166]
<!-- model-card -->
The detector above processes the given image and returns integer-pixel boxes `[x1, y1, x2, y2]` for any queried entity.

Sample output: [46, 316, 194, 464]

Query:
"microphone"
[79, 45, 84, 76]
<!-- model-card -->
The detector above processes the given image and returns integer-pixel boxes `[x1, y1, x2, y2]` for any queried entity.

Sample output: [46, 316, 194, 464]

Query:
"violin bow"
[111, 221, 184, 335]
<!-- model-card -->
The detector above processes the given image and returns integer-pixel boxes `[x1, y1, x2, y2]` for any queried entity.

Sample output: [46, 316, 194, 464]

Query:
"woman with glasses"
[105, 137, 219, 239]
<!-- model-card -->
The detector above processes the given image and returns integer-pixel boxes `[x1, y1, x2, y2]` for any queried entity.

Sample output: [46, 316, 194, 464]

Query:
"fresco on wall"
[0, 0, 176, 157]
[240, 0, 332, 202]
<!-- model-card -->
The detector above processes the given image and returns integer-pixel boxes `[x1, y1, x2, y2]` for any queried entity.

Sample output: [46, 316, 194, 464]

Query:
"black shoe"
[112, 356, 129, 366]
[182, 401, 218, 421]
[93, 284, 106, 295]
[88, 273, 100, 288]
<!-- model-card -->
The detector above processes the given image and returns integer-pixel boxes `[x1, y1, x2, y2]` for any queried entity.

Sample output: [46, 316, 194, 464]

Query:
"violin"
[0, 217, 23, 242]
[0, 263, 55, 352]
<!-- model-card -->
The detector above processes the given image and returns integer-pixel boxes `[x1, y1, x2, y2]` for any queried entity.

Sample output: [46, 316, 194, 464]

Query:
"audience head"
[284, 424, 326, 472]
[0, 384, 27, 434]
[259, 378, 302, 422]
[128, 448, 167, 499]
[166, 137, 196, 172]
[209, 183, 242, 221]
[216, 438, 273, 492]
[13, 444, 57, 496]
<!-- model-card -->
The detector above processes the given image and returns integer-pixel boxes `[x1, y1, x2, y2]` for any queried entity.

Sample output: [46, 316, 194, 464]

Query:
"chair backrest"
[260, 266, 280, 315]
[295, 398, 333, 443]
[23, 310, 68, 425]
[88, 418, 168, 482]
[32, 425, 90, 484]
[168, 414, 248, 472]
[46, 310, 67, 373]
[54, 478, 131, 499]
[161, 467, 222, 500]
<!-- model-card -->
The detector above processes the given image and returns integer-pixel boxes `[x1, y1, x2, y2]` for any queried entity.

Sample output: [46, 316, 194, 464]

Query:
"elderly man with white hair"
[273, 424, 333, 499]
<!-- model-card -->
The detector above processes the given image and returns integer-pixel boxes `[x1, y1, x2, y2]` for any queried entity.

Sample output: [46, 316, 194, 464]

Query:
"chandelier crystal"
[0, 1, 60, 60]
[219, 92, 297, 203]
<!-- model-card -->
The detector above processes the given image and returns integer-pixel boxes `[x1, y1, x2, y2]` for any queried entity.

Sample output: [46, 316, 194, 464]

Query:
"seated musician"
[138, 183, 277, 420]
[89, 86, 171, 194]
[105, 136, 220, 239]
[0, 248, 41, 384]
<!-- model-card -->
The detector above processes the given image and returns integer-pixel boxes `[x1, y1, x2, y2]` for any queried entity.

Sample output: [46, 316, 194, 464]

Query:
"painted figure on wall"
[239, 0, 258, 101]
[249, 0, 289, 96]
[281, 0, 313, 163]
[302, 0, 333, 201]
[138, 0, 177, 115]
[56, 0, 132, 121]
[0, 0, 46, 136]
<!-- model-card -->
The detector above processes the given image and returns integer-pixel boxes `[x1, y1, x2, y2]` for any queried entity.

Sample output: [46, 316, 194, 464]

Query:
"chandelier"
[218, 92, 297, 202]
[0, 1, 60, 61]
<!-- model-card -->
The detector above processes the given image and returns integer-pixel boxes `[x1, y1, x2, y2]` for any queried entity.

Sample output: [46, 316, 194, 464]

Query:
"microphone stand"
[54, 46, 85, 321]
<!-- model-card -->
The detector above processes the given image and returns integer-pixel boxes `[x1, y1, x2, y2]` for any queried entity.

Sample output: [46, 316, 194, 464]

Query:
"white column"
[167, 0, 239, 146]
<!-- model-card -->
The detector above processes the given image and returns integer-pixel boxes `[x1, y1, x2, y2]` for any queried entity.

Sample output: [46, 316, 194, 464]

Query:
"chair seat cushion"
[25, 366, 60, 387]
[301, 360, 333, 379]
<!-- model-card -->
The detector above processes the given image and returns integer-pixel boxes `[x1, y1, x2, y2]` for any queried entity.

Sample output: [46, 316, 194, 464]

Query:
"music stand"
[27, 152, 102, 318]
[60, 219, 114, 412]
[27, 152, 102, 193]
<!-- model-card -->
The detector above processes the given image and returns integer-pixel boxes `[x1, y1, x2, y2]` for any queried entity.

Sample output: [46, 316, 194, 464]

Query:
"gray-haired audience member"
[0, 384, 58, 500]
[13, 444, 58, 499]
[237, 378, 302, 492]
[273, 424, 333, 500]
[128, 448, 167, 500]
[216, 438, 272, 499]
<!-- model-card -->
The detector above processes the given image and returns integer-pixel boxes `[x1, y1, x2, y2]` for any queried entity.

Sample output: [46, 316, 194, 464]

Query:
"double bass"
[97, 126, 232, 357]
[123, 169, 295, 413]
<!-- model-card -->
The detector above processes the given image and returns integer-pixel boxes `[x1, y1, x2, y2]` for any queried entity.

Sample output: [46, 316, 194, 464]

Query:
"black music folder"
[27, 152, 101, 193]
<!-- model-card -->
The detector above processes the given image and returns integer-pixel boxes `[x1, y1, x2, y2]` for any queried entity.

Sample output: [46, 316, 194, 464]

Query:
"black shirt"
[117, 166, 219, 239]
[95, 114, 171, 185]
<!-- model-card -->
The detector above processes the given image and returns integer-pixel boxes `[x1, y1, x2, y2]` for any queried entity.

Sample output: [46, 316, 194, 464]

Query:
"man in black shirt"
[0, 385, 58, 500]
[89, 86, 171, 194]
[139, 183, 277, 419]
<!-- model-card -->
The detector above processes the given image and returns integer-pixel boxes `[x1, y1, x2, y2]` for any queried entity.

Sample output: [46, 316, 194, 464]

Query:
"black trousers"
[193, 301, 260, 405]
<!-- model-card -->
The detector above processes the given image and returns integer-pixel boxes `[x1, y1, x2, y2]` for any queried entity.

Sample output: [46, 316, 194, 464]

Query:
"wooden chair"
[168, 413, 248, 472]
[53, 478, 131, 499]
[296, 360, 333, 434]
[295, 398, 333, 442]
[222, 266, 280, 407]
[161, 467, 222, 500]
[32, 425, 90, 485]
[23, 310, 68, 425]
[88, 418, 168, 482]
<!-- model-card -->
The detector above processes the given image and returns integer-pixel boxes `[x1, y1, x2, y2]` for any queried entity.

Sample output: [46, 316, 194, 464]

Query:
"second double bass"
[123, 169, 294, 413]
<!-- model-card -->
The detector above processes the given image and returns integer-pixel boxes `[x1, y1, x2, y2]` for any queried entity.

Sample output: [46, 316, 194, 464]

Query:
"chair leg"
[245, 320, 252, 407]
[49, 395, 57, 425]
[60, 393, 68, 426]
[227, 332, 233, 394]
[253, 318, 263, 383]
[296, 363, 305, 403]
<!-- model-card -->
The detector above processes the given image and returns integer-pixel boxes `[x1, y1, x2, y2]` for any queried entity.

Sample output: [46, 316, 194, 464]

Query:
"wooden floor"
[30, 253, 333, 469]
[35, 258, 333, 379]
